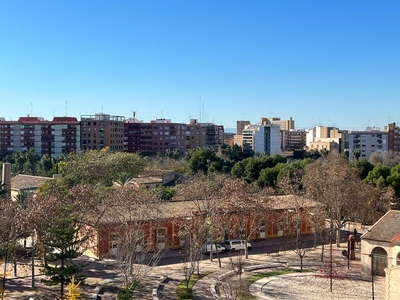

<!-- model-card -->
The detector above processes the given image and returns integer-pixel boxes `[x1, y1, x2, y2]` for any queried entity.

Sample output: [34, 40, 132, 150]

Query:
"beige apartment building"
[186, 119, 224, 150]
[81, 113, 125, 151]
[306, 126, 347, 153]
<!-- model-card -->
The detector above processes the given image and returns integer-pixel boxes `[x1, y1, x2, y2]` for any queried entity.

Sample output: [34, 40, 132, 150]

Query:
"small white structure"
[360, 210, 400, 277]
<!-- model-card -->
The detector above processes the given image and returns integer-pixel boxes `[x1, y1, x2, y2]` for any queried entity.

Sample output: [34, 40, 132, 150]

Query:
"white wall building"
[347, 127, 387, 161]
[242, 121, 281, 155]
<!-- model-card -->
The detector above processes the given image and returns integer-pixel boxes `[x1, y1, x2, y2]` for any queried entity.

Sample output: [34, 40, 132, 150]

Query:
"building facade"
[242, 121, 281, 155]
[0, 116, 80, 157]
[81, 114, 125, 151]
[186, 119, 224, 150]
[386, 123, 400, 155]
[281, 129, 306, 151]
[347, 127, 387, 161]
[124, 118, 187, 156]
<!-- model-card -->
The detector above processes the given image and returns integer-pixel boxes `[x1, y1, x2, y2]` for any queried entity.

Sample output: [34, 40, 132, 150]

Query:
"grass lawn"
[239, 269, 314, 300]
[176, 272, 211, 300]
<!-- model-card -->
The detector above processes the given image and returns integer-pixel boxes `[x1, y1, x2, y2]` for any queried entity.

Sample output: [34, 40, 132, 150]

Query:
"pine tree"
[41, 213, 87, 299]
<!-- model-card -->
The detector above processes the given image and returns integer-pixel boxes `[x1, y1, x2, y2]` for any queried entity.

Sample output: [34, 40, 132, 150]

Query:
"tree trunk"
[300, 256, 303, 270]
[336, 228, 341, 247]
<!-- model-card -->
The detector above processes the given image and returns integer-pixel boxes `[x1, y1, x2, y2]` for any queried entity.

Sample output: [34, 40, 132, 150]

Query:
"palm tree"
[113, 172, 134, 187]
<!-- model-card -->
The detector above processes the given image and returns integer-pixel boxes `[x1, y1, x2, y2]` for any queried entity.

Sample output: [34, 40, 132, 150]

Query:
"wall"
[385, 265, 400, 300]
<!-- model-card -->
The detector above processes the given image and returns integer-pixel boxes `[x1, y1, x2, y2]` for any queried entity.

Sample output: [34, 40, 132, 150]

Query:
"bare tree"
[278, 168, 316, 269]
[303, 151, 366, 246]
[101, 185, 165, 299]
[219, 178, 270, 259]
[174, 173, 227, 265]
[217, 254, 249, 300]
[114, 226, 162, 299]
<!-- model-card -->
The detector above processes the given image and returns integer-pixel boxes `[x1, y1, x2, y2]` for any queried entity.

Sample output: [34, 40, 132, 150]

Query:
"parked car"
[224, 239, 252, 252]
[202, 243, 226, 254]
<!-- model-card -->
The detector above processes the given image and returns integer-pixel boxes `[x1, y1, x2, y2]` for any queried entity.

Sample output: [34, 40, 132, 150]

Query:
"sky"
[1, 1, 399, 131]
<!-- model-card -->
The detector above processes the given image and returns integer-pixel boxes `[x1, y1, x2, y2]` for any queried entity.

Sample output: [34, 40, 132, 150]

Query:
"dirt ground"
[1, 258, 121, 299]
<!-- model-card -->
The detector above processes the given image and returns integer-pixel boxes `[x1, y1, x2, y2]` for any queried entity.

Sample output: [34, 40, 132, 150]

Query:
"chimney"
[1, 163, 11, 200]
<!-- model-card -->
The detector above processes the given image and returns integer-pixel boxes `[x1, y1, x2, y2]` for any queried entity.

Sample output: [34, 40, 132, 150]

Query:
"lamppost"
[286, 209, 294, 237]
[369, 254, 375, 300]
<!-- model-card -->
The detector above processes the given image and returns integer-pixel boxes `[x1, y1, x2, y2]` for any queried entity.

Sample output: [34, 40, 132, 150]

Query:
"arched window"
[396, 252, 400, 266]
[371, 247, 388, 276]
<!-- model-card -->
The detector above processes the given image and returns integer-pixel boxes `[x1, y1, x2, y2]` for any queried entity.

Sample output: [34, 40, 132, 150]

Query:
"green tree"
[231, 158, 250, 179]
[38, 154, 54, 175]
[352, 148, 361, 162]
[257, 163, 285, 188]
[386, 164, 400, 197]
[58, 149, 145, 187]
[41, 213, 87, 299]
[365, 164, 391, 186]
[351, 158, 374, 180]
[188, 148, 219, 174]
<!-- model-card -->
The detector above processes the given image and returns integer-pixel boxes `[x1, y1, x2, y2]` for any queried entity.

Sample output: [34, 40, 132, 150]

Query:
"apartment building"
[124, 118, 187, 156]
[81, 114, 125, 151]
[306, 126, 347, 153]
[242, 120, 281, 155]
[266, 117, 295, 131]
[347, 127, 387, 161]
[0, 116, 80, 157]
[386, 122, 400, 155]
[281, 130, 306, 151]
[186, 119, 224, 150]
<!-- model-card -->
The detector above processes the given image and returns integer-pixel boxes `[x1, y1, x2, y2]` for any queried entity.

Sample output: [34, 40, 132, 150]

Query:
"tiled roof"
[138, 170, 174, 177]
[99, 194, 320, 224]
[11, 174, 52, 191]
[361, 210, 400, 245]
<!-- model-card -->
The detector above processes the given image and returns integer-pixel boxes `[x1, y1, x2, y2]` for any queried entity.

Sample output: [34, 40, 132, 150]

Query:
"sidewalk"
[140, 238, 380, 300]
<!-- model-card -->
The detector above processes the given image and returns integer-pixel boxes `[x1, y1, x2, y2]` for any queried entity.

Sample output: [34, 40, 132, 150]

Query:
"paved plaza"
[252, 272, 385, 300]
[2, 235, 387, 299]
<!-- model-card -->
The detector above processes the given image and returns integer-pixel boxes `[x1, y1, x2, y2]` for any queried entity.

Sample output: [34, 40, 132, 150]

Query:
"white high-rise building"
[242, 121, 281, 155]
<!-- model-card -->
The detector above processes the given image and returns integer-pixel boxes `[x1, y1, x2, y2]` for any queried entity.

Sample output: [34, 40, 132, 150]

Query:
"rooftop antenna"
[202, 102, 204, 123]
[66, 101, 68, 116]
[199, 97, 201, 122]
[30, 102, 33, 116]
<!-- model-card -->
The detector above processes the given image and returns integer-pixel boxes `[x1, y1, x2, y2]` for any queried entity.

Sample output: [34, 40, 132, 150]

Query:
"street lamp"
[286, 209, 294, 237]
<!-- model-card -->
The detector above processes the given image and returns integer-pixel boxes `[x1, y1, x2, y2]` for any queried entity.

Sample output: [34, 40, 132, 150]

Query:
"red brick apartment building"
[0, 116, 80, 157]
[387, 122, 400, 155]
[124, 118, 187, 156]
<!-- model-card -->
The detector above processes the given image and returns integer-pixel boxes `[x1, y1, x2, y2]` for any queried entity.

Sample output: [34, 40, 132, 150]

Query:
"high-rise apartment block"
[347, 127, 387, 161]
[0, 116, 80, 157]
[81, 114, 125, 151]
[386, 123, 400, 155]
[242, 120, 281, 155]
[186, 119, 224, 150]
[124, 118, 187, 156]
[281, 130, 306, 151]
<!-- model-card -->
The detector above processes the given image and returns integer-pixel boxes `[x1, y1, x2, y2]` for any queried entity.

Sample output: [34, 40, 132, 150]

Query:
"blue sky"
[1, 1, 399, 131]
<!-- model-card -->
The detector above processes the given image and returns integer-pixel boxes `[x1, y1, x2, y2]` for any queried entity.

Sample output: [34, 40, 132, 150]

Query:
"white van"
[224, 239, 252, 252]
[202, 243, 225, 254]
